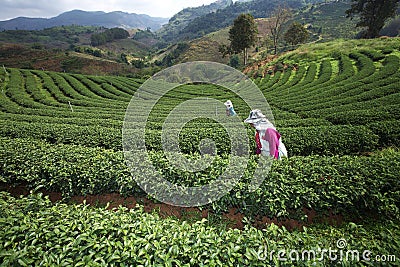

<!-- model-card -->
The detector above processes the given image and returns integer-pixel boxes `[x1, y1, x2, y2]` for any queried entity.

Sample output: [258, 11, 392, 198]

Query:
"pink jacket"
[255, 128, 281, 159]
[264, 128, 281, 159]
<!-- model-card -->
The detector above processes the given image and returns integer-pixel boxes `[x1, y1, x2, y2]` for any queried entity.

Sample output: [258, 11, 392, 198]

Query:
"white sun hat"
[224, 100, 233, 108]
[244, 109, 266, 124]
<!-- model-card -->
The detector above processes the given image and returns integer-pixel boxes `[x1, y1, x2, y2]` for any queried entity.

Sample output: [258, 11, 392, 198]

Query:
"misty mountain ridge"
[0, 10, 169, 31]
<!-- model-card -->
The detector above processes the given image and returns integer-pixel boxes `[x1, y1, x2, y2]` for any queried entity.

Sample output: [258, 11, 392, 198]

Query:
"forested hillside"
[159, 0, 327, 41]
[157, 0, 233, 42]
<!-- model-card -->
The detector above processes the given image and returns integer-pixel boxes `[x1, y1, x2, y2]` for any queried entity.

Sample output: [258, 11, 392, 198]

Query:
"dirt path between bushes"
[1, 183, 344, 231]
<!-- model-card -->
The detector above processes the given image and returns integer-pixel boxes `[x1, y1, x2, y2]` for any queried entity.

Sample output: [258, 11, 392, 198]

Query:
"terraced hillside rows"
[1, 39, 399, 266]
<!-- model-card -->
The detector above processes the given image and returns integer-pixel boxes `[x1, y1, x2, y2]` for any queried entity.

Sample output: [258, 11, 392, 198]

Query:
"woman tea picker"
[244, 109, 288, 159]
[224, 100, 237, 116]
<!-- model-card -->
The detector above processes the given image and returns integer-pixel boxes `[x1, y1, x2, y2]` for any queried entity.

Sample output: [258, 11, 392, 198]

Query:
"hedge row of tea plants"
[261, 53, 364, 100]
[86, 75, 139, 96]
[0, 120, 381, 155]
[85, 76, 134, 99]
[287, 55, 399, 113]
[46, 71, 116, 107]
[1, 137, 399, 220]
[6, 68, 130, 110]
[4, 69, 49, 110]
[268, 53, 398, 113]
[0, 94, 126, 121]
[292, 76, 399, 113]
[34, 70, 128, 112]
[285, 56, 399, 110]
[302, 96, 400, 120]
[2, 68, 298, 123]
[1, 192, 399, 266]
[0, 111, 123, 128]
[20, 69, 63, 108]
[74, 74, 130, 102]
[57, 72, 116, 102]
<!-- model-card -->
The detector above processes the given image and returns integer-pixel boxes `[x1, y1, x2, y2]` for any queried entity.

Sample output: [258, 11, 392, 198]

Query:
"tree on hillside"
[284, 22, 310, 46]
[228, 13, 258, 65]
[267, 5, 292, 55]
[346, 0, 400, 38]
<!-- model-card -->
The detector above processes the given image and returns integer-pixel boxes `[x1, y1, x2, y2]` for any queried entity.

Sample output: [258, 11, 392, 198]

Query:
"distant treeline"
[90, 28, 129, 46]
[0, 25, 100, 44]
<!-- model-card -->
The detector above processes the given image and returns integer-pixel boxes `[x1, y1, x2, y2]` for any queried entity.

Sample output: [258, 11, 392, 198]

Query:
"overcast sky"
[0, 0, 230, 21]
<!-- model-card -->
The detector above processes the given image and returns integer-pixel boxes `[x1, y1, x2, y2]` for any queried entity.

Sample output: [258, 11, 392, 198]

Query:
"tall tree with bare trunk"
[267, 5, 292, 55]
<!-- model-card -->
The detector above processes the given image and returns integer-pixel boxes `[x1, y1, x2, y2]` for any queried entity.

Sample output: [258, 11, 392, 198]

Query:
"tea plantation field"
[1, 38, 399, 266]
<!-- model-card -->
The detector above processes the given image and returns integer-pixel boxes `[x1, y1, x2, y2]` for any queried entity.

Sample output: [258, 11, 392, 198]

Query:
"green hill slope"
[0, 43, 140, 76]
[0, 38, 399, 266]
[0, 25, 155, 75]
